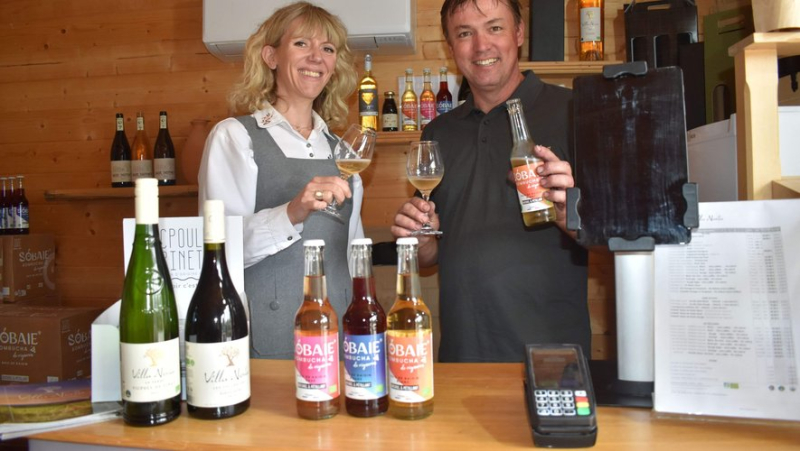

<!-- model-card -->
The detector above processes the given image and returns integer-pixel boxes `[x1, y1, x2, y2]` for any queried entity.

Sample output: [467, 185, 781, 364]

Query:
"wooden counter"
[31, 361, 800, 450]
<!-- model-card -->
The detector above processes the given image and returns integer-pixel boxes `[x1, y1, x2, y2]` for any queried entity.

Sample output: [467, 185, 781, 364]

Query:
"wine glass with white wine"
[407, 140, 444, 236]
[322, 124, 377, 218]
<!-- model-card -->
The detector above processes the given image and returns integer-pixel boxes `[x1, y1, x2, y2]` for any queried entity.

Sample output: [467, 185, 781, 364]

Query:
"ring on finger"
[314, 190, 325, 201]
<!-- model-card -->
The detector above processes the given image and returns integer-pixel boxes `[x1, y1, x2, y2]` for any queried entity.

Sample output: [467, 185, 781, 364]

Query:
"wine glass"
[321, 124, 377, 218]
[407, 141, 444, 236]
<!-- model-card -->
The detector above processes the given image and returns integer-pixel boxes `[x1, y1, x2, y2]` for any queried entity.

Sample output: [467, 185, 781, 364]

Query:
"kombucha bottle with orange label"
[506, 98, 556, 227]
[386, 237, 434, 420]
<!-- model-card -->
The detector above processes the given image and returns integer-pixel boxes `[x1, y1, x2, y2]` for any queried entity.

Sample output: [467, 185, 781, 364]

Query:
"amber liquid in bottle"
[419, 68, 436, 129]
[401, 68, 418, 131]
[359, 54, 379, 131]
[579, 0, 604, 61]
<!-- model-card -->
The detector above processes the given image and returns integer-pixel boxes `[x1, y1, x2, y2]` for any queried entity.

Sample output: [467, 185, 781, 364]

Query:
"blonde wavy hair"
[228, 1, 356, 129]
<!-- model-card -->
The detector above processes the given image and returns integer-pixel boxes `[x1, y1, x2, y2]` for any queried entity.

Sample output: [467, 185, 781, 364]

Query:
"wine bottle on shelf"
[419, 68, 436, 129]
[13, 176, 29, 235]
[343, 238, 388, 417]
[185, 199, 250, 420]
[358, 54, 379, 131]
[401, 68, 418, 132]
[153, 111, 176, 186]
[131, 112, 153, 181]
[579, 0, 604, 61]
[110, 113, 133, 188]
[387, 237, 434, 420]
[382, 91, 399, 132]
[436, 67, 453, 115]
[506, 98, 556, 227]
[119, 178, 181, 426]
[294, 240, 340, 420]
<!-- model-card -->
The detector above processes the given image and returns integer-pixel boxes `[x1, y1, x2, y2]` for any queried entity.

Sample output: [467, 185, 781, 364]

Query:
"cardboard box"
[0, 306, 100, 385]
[1, 233, 57, 304]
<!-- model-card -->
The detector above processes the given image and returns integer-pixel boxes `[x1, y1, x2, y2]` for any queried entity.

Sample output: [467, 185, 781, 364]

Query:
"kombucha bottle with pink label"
[294, 239, 340, 420]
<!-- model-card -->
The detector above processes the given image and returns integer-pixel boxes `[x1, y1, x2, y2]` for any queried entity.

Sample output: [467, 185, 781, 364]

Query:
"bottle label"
[382, 113, 398, 130]
[131, 160, 153, 180]
[359, 88, 379, 117]
[120, 338, 181, 402]
[387, 330, 434, 402]
[402, 101, 417, 127]
[14, 205, 28, 229]
[153, 158, 176, 180]
[343, 333, 387, 400]
[420, 100, 435, 127]
[436, 100, 453, 115]
[185, 336, 251, 408]
[294, 333, 340, 401]
[580, 7, 602, 42]
[512, 160, 553, 213]
[111, 160, 132, 184]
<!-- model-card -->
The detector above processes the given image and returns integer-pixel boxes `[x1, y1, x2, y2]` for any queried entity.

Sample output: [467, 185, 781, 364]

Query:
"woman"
[198, 1, 362, 359]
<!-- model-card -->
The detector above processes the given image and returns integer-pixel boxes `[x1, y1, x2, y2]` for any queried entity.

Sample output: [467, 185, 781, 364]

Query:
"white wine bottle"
[110, 113, 133, 188]
[153, 111, 176, 186]
[185, 199, 250, 419]
[119, 178, 181, 426]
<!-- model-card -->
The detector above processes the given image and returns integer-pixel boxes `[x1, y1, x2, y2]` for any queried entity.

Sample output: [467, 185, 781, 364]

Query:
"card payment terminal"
[523, 344, 598, 448]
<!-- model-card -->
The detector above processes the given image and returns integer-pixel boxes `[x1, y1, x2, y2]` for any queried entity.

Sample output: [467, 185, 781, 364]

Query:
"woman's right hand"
[287, 176, 352, 224]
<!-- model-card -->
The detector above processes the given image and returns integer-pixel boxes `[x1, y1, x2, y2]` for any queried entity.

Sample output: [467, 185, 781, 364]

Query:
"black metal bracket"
[603, 61, 648, 79]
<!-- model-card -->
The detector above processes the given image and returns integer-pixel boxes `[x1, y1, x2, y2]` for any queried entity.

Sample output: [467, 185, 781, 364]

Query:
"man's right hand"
[391, 197, 440, 266]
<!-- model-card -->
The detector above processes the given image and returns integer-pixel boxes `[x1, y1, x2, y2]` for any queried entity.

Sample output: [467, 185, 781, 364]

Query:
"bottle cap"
[396, 237, 418, 246]
[441, 66, 448, 72]
[351, 238, 373, 246]
[304, 239, 325, 247]
[384, 91, 395, 96]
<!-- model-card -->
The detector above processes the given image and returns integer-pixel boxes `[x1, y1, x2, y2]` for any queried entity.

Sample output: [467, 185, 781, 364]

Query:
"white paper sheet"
[654, 199, 800, 421]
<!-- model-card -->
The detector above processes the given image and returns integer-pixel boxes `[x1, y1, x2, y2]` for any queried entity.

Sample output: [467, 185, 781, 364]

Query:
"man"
[391, 0, 591, 362]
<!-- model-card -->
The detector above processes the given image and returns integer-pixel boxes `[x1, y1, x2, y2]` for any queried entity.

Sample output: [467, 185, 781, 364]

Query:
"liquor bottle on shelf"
[579, 0, 604, 61]
[401, 68, 418, 131]
[387, 237, 434, 420]
[13, 176, 29, 235]
[457, 77, 471, 106]
[119, 178, 181, 426]
[358, 54, 379, 131]
[0, 177, 7, 235]
[382, 91, 399, 132]
[110, 113, 133, 188]
[185, 199, 250, 420]
[419, 68, 436, 129]
[131, 112, 153, 181]
[436, 67, 453, 115]
[343, 238, 388, 417]
[506, 98, 555, 227]
[294, 239, 340, 420]
[153, 111, 176, 186]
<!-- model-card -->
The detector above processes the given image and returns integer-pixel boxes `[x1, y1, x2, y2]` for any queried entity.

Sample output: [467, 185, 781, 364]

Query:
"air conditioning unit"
[203, 0, 417, 62]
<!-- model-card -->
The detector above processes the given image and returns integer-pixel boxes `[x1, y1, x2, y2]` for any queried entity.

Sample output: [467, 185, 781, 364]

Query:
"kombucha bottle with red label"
[294, 239, 340, 420]
[506, 98, 555, 227]
[387, 237, 434, 420]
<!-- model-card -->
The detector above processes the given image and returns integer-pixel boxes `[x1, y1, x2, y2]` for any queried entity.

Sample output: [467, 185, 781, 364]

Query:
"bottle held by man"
[343, 238, 388, 417]
[294, 240, 340, 420]
[185, 199, 250, 419]
[506, 98, 556, 227]
[119, 178, 181, 426]
[387, 237, 434, 420]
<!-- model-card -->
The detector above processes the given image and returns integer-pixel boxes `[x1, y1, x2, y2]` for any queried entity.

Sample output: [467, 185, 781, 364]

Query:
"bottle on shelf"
[185, 199, 250, 419]
[0, 177, 7, 235]
[153, 111, 176, 186]
[579, 0, 604, 61]
[387, 237, 434, 420]
[13, 176, 29, 235]
[436, 67, 453, 116]
[119, 178, 181, 426]
[382, 91, 399, 132]
[358, 54, 379, 131]
[419, 68, 436, 129]
[457, 77, 471, 106]
[401, 68, 418, 131]
[3, 177, 14, 235]
[343, 238, 388, 417]
[110, 113, 133, 188]
[506, 98, 556, 227]
[131, 112, 153, 181]
[294, 239, 340, 420]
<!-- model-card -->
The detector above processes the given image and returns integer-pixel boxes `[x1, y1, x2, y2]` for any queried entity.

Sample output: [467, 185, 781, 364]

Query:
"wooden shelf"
[376, 130, 421, 144]
[773, 177, 800, 199]
[518, 60, 611, 75]
[44, 185, 198, 201]
[728, 32, 800, 57]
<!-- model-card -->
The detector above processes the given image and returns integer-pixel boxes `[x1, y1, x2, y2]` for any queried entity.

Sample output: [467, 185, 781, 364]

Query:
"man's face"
[445, 0, 524, 101]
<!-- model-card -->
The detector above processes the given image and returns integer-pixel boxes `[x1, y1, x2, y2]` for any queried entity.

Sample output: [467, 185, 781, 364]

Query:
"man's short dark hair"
[440, 0, 523, 42]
